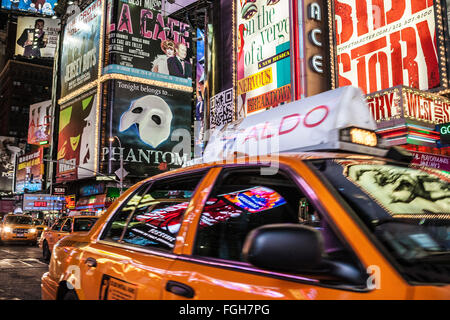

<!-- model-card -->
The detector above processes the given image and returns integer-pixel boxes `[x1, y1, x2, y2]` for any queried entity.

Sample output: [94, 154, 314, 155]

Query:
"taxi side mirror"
[242, 224, 324, 272]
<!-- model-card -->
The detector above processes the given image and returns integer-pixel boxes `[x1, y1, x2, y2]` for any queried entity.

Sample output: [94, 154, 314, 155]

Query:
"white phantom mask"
[119, 95, 173, 148]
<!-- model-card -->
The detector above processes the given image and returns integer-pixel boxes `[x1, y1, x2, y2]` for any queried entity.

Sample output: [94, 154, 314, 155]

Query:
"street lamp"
[109, 136, 123, 194]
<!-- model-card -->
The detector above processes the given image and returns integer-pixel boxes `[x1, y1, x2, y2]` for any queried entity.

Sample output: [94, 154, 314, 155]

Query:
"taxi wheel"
[63, 290, 79, 300]
[43, 241, 51, 262]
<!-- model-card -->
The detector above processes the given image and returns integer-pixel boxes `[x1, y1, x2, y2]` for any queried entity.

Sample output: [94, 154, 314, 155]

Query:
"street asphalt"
[0, 242, 48, 300]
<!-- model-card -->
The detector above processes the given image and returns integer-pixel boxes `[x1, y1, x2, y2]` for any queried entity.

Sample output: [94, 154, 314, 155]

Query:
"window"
[194, 168, 355, 265]
[61, 219, 72, 232]
[73, 217, 98, 232]
[51, 219, 64, 231]
[101, 171, 207, 252]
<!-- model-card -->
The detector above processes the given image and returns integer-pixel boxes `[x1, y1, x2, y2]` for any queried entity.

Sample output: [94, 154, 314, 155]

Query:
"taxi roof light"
[190, 86, 392, 166]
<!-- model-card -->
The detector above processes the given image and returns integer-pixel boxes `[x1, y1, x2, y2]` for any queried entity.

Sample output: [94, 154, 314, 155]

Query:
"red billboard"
[335, 1, 440, 94]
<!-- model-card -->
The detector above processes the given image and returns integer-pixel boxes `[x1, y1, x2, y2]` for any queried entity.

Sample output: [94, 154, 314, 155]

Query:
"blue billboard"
[1, 0, 57, 15]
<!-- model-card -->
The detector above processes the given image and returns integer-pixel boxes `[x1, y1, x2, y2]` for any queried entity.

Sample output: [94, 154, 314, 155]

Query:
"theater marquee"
[334, 0, 448, 94]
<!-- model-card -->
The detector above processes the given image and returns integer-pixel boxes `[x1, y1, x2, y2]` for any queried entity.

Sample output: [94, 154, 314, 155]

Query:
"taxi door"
[57, 218, 72, 242]
[163, 164, 409, 300]
[77, 169, 214, 300]
[46, 219, 65, 249]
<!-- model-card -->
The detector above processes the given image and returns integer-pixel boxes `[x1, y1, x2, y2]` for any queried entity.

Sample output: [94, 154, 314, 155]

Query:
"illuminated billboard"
[366, 86, 450, 125]
[104, 0, 193, 87]
[56, 92, 98, 183]
[23, 194, 65, 211]
[335, 1, 440, 94]
[0, 137, 26, 193]
[60, 0, 102, 97]
[15, 17, 60, 59]
[236, 0, 292, 116]
[28, 100, 52, 145]
[101, 80, 192, 178]
[1, 0, 57, 15]
[15, 148, 44, 194]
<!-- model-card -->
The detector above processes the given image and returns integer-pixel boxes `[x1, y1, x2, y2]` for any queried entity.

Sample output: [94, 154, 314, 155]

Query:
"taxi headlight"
[3, 226, 12, 233]
[30, 228, 37, 233]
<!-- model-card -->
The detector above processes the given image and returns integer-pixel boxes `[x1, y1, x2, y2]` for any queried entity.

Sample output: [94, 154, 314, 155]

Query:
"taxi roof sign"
[200, 86, 387, 164]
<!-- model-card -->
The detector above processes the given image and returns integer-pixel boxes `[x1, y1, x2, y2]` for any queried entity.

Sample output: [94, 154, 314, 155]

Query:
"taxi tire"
[43, 241, 51, 262]
[63, 290, 79, 300]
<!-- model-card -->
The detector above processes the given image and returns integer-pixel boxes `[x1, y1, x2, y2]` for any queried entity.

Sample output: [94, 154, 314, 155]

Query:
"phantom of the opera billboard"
[56, 92, 98, 183]
[334, 0, 441, 94]
[60, 0, 102, 98]
[15, 149, 44, 194]
[1, 0, 57, 15]
[101, 80, 192, 178]
[104, 0, 193, 86]
[28, 100, 52, 145]
[237, 0, 292, 116]
[15, 16, 60, 59]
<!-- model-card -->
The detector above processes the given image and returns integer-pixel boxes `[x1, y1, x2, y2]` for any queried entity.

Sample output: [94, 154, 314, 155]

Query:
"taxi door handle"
[165, 280, 195, 299]
[85, 257, 97, 268]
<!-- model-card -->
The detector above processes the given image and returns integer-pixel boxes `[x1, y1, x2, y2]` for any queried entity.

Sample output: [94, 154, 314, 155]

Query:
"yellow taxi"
[33, 218, 48, 238]
[39, 215, 99, 261]
[0, 214, 38, 245]
[41, 87, 450, 300]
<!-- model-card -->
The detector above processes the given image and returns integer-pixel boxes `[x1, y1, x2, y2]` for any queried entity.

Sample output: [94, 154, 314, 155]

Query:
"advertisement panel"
[23, 194, 65, 211]
[15, 17, 60, 59]
[56, 92, 98, 182]
[335, 0, 440, 94]
[1, 0, 57, 15]
[15, 148, 44, 194]
[28, 100, 52, 145]
[0, 137, 26, 193]
[101, 80, 192, 178]
[194, 28, 205, 157]
[410, 151, 450, 171]
[60, 0, 102, 98]
[105, 0, 193, 86]
[403, 89, 450, 124]
[237, 0, 292, 116]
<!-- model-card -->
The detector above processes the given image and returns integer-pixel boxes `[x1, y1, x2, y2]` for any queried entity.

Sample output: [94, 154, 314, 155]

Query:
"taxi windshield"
[308, 158, 450, 283]
[5, 215, 33, 225]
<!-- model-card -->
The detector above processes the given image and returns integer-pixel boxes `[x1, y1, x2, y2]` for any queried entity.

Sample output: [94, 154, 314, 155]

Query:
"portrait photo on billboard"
[106, 0, 193, 83]
[15, 16, 60, 59]
[60, 0, 102, 97]
[1, 0, 57, 15]
[334, 0, 442, 94]
[28, 100, 52, 145]
[0, 136, 26, 192]
[102, 80, 192, 178]
[236, 0, 292, 116]
[56, 92, 98, 182]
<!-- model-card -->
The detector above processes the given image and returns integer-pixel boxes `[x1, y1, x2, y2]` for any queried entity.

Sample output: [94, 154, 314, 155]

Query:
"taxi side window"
[101, 171, 207, 252]
[193, 168, 354, 265]
[51, 219, 64, 231]
[61, 219, 72, 232]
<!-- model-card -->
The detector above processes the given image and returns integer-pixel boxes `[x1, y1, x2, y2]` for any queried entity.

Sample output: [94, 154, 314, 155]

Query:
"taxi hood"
[202, 86, 378, 163]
